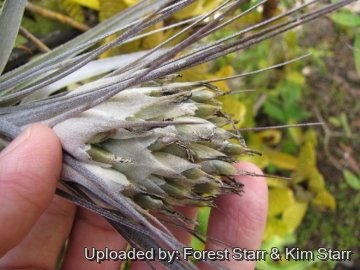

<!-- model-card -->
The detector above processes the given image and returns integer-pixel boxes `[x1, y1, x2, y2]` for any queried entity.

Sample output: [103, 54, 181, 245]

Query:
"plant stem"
[26, 2, 90, 32]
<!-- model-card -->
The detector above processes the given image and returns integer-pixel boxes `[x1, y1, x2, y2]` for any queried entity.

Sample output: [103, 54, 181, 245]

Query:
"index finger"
[200, 162, 268, 270]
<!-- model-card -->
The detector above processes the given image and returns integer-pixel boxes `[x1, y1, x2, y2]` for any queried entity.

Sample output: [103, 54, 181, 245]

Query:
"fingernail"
[0, 126, 32, 158]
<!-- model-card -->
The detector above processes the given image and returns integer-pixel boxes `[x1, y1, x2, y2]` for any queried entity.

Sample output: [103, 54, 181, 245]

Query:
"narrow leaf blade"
[0, 0, 27, 74]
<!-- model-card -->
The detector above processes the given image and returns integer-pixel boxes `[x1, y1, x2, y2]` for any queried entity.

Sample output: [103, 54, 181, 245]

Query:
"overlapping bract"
[55, 82, 248, 215]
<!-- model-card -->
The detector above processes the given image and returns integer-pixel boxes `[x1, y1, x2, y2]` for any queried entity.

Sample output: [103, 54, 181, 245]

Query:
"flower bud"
[87, 145, 132, 164]
[201, 160, 237, 176]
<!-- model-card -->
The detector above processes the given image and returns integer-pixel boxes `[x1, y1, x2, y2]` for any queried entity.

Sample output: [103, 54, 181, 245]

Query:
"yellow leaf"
[304, 129, 318, 146]
[267, 177, 289, 188]
[268, 187, 295, 217]
[218, 96, 246, 127]
[288, 125, 303, 145]
[265, 220, 296, 243]
[263, 217, 289, 240]
[203, 0, 224, 13]
[308, 169, 325, 193]
[239, 154, 269, 170]
[211, 65, 235, 92]
[313, 190, 336, 210]
[141, 21, 164, 49]
[257, 129, 282, 146]
[247, 131, 264, 148]
[69, 0, 100, 10]
[179, 64, 209, 82]
[282, 200, 308, 234]
[173, 1, 204, 19]
[173, 0, 224, 19]
[237, 8, 262, 26]
[293, 142, 316, 183]
[245, 132, 296, 171]
[99, 0, 141, 57]
[60, 0, 85, 23]
[123, 0, 138, 6]
[162, 27, 190, 47]
[265, 149, 298, 171]
[215, 65, 235, 78]
[100, 0, 128, 21]
[293, 185, 314, 202]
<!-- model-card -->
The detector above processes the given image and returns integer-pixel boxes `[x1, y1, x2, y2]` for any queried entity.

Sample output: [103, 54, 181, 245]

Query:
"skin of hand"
[0, 124, 268, 270]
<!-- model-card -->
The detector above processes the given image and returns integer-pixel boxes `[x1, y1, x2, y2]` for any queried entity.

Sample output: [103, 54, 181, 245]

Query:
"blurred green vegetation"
[215, 2, 359, 269]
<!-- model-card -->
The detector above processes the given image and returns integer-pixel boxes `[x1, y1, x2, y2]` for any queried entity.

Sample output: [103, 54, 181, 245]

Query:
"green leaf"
[263, 101, 286, 123]
[328, 116, 341, 127]
[0, 0, 27, 74]
[343, 169, 360, 191]
[331, 11, 360, 27]
[191, 207, 210, 251]
[339, 112, 352, 136]
[354, 34, 360, 76]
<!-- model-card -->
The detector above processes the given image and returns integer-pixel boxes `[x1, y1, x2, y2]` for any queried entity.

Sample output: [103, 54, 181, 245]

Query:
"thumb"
[0, 124, 62, 257]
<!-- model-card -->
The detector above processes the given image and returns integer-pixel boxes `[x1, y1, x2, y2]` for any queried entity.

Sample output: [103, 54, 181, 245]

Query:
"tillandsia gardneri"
[0, 0, 356, 269]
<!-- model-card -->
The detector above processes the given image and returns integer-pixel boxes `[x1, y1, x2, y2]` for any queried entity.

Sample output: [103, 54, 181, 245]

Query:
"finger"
[163, 206, 198, 245]
[131, 207, 198, 270]
[0, 196, 76, 269]
[0, 123, 63, 257]
[200, 162, 268, 270]
[62, 208, 128, 270]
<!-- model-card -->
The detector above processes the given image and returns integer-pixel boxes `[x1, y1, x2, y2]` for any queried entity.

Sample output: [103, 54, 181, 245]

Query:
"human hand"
[0, 124, 268, 270]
